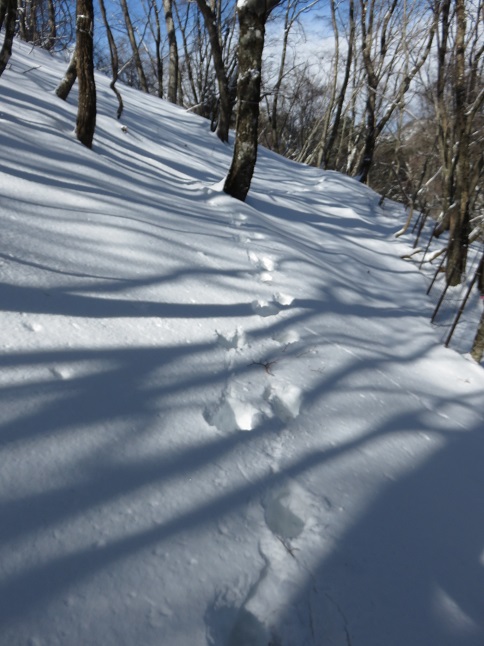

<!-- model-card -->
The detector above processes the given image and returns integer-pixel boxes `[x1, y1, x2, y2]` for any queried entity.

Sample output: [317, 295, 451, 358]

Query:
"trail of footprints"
[204, 211, 322, 644]
[207, 478, 322, 646]
[203, 213, 302, 434]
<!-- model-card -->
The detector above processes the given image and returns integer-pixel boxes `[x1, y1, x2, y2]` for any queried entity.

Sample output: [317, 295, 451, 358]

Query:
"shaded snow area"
[1, 41, 484, 646]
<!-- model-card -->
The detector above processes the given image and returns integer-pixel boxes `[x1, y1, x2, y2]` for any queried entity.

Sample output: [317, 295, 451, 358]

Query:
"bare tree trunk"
[445, 0, 469, 285]
[55, 49, 77, 100]
[45, 0, 57, 49]
[224, 0, 279, 201]
[321, 0, 355, 169]
[471, 257, 484, 362]
[75, 0, 96, 148]
[99, 0, 124, 118]
[471, 308, 484, 363]
[0, 0, 17, 78]
[152, 0, 163, 98]
[357, 0, 436, 183]
[174, 1, 199, 105]
[162, 0, 179, 103]
[194, 0, 231, 142]
[119, 0, 149, 93]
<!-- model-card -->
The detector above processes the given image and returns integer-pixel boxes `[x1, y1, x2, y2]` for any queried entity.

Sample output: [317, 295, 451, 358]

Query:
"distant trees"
[193, 0, 232, 141]
[2, 0, 482, 277]
[15, 0, 73, 50]
[432, 0, 484, 285]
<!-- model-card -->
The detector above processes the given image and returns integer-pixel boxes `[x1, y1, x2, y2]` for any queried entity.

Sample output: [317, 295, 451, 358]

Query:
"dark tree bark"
[55, 50, 77, 100]
[152, 0, 164, 98]
[445, 0, 469, 285]
[0, 0, 17, 78]
[433, 0, 484, 286]
[224, 0, 280, 201]
[75, 0, 96, 148]
[45, 0, 57, 50]
[471, 308, 484, 363]
[194, 0, 232, 142]
[471, 256, 484, 362]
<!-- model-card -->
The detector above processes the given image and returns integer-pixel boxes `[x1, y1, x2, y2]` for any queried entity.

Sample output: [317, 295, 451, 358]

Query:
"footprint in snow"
[205, 588, 273, 646]
[264, 383, 303, 422]
[272, 328, 300, 347]
[22, 320, 43, 332]
[263, 482, 308, 541]
[232, 213, 248, 228]
[251, 292, 294, 318]
[203, 389, 265, 432]
[215, 327, 246, 350]
[247, 250, 276, 272]
[50, 366, 73, 380]
[251, 299, 280, 317]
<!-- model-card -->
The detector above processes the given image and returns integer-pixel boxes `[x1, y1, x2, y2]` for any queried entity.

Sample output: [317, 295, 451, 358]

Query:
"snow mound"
[272, 328, 300, 346]
[251, 299, 280, 317]
[274, 292, 294, 307]
[204, 389, 262, 432]
[265, 383, 303, 421]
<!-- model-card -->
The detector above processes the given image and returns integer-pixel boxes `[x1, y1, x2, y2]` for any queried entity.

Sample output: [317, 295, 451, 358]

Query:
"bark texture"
[163, 0, 179, 103]
[194, 0, 231, 142]
[224, 0, 276, 201]
[0, 0, 17, 78]
[75, 0, 96, 148]
[55, 50, 77, 100]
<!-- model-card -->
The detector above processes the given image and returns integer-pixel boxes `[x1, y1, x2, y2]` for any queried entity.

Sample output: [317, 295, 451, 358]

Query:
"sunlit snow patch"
[274, 292, 294, 307]
[247, 251, 275, 272]
[215, 327, 246, 350]
[204, 391, 262, 432]
[272, 328, 300, 346]
[265, 384, 303, 421]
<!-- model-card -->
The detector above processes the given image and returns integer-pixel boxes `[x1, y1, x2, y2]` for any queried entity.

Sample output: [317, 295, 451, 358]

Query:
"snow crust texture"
[1, 40, 484, 646]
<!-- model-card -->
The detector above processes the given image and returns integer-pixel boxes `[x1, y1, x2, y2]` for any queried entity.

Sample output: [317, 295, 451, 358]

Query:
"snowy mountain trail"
[1, 40, 484, 646]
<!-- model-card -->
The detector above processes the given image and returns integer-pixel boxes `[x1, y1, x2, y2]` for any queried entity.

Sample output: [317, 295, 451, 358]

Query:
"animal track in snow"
[272, 328, 300, 347]
[247, 250, 276, 272]
[273, 292, 294, 307]
[231, 213, 248, 228]
[50, 366, 73, 380]
[215, 327, 246, 350]
[203, 384, 270, 433]
[264, 383, 303, 422]
[262, 481, 309, 541]
[251, 292, 294, 318]
[22, 320, 43, 332]
[251, 300, 280, 318]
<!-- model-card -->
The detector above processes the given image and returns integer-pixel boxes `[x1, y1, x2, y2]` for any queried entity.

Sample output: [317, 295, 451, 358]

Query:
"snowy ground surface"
[1, 41, 484, 646]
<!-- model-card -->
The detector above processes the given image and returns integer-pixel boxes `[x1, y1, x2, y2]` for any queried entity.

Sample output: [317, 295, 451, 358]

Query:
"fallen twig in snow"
[249, 359, 278, 375]
[401, 247, 424, 260]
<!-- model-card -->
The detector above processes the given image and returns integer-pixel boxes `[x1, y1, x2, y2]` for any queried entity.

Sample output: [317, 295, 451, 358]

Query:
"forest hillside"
[1, 40, 484, 646]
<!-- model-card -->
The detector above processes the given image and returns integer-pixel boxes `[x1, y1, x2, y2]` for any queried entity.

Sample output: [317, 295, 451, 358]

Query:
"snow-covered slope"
[1, 41, 483, 646]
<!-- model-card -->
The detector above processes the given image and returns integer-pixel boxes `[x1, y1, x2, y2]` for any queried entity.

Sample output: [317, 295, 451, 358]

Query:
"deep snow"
[1, 40, 484, 646]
